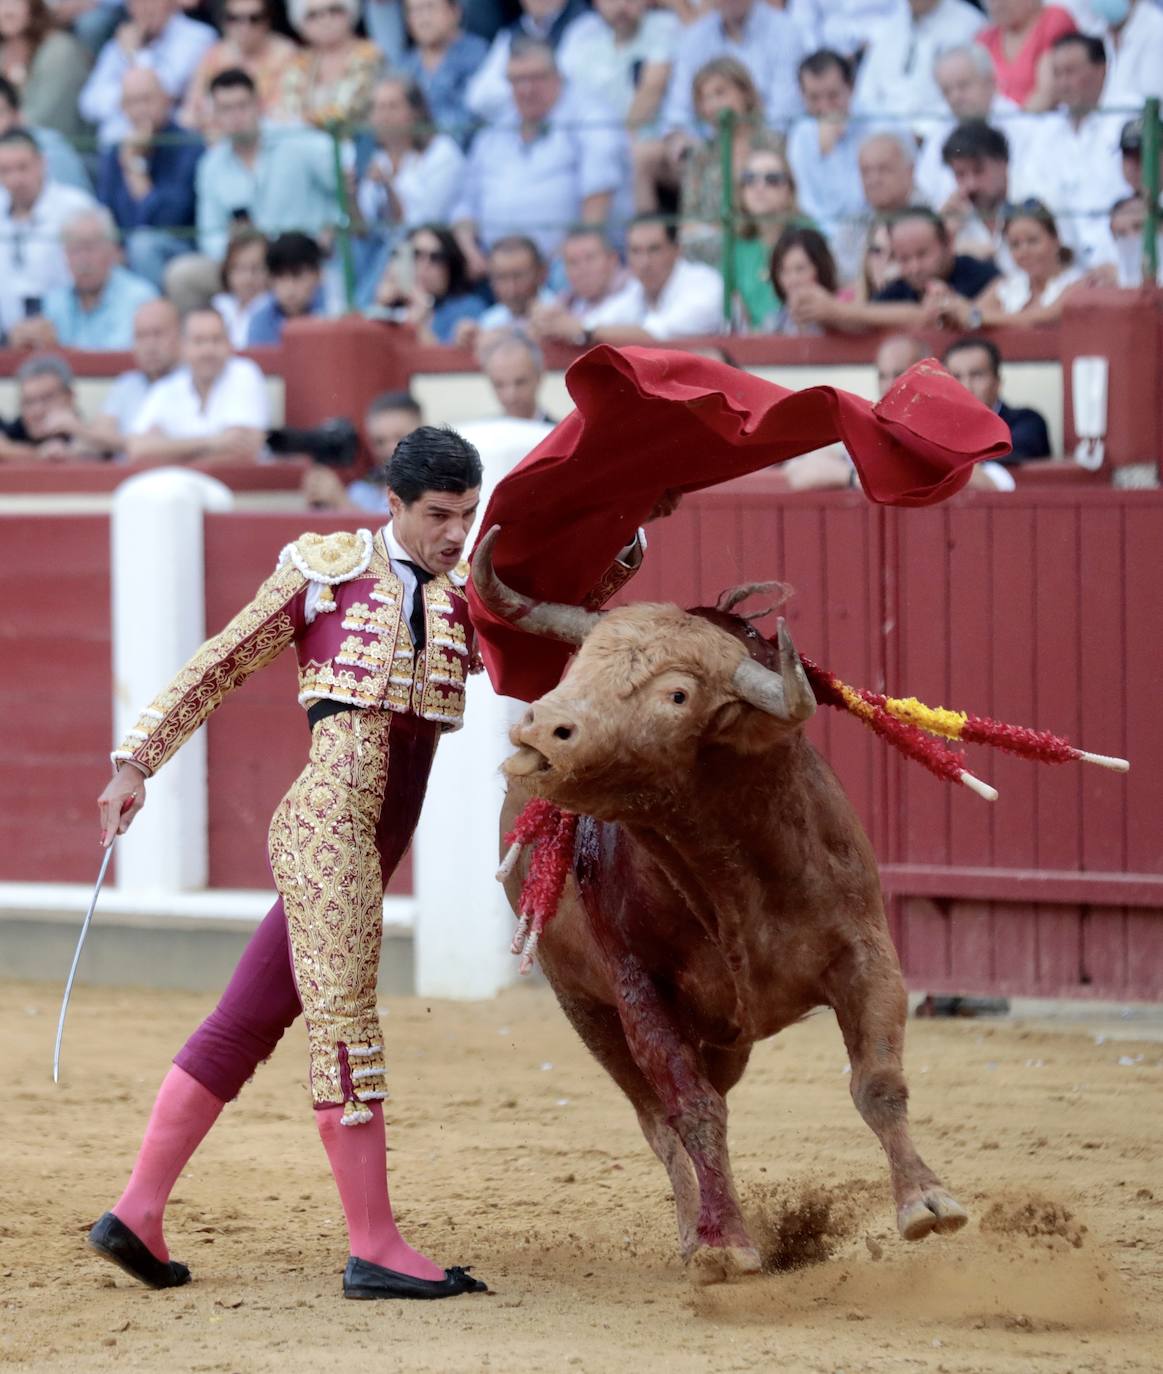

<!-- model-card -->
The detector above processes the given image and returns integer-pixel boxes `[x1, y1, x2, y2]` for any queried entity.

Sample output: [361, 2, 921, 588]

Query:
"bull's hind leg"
[826, 947, 968, 1243]
[554, 993, 701, 1260]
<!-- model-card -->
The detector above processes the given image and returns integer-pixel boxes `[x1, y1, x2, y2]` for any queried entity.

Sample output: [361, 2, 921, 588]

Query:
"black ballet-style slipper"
[342, 1255, 488, 1300]
[88, 1212, 191, 1290]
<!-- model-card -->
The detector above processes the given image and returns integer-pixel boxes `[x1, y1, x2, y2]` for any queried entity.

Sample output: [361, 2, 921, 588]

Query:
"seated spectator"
[175, 68, 338, 308]
[940, 119, 1014, 271]
[398, 0, 488, 143]
[941, 333, 1051, 460]
[1117, 115, 1162, 201]
[853, 216, 896, 300]
[556, 0, 679, 137]
[180, 0, 298, 133]
[1097, 0, 1163, 112]
[97, 68, 202, 288]
[212, 228, 271, 348]
[304, 389, 423, 511]
[354, 75, 465, 297]
[8, 205, 157, 350]
[452, 36, 631, 272]
[581, 212, 724, 343]
[915, 45, 1030, 209]
[1021, 33, 1130, 267]
[1107, 193, 1161, 286]
[271, 0, 382, 129]
[767, 225, 840, 335]
[246, 231, 327, 344]
[372, 222, 485, 343]
[834, 130, 926, 281]
[731, 145, 802, 329]
[465, 0, 586, 125]
[465, 233, 553, 342]
[528, 222, 639, 341]
[853, 0, 984, 134]
[660, 0, 803, 137]
[0, 130, 96, 339]
[786, 50, 866, 267]
[0, 353, 107, 460]
[677, 57, 780, 267]
[792, 207, 1001, 333]
[976, 0, 1076, 110]
[95, 297, 182, 440]
[787, 0, 898, 61]
[938, 198, 1086, 329]
[127, 306, 269, 465]
[79, 0, 215, 147]
[0, 73, 90, 190]
[0, 0, 91, 142]
[52, 0, 120, 55]
[479, 327, 554, 421]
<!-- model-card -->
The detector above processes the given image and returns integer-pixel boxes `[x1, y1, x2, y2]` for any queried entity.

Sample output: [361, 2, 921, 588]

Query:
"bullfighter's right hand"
[98, 763, 147, 848]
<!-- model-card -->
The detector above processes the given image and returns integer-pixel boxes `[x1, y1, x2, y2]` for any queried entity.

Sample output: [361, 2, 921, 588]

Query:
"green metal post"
[1143, 97, 1160, 286]
[328, 121, 358, 314]
[718, 108, 736, 328]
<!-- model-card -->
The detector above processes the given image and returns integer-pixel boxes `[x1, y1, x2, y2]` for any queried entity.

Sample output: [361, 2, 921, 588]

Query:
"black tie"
[400, 560, 434, 650]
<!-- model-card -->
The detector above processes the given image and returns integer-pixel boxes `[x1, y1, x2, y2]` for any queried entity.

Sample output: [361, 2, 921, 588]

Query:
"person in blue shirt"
[97, 68, 204, 289]
[398, 0, 489, 144]
[246, 231, 328, 344]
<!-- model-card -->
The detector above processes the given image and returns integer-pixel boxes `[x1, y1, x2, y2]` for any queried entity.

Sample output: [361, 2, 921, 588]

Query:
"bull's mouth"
[503, 743, 553, 780]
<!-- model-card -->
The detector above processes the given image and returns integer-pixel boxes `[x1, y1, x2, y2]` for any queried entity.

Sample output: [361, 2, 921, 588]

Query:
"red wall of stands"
[2, 488, 1160, 1000]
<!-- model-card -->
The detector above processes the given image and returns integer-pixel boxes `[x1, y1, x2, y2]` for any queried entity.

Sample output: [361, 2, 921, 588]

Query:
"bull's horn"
[471, 525, 601, 646]
[731, 618, 817, 724]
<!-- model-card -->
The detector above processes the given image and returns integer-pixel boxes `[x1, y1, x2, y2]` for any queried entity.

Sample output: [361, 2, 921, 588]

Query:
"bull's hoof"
[897, 1189, 969, 1241]
[687, 1244, 763, 1285]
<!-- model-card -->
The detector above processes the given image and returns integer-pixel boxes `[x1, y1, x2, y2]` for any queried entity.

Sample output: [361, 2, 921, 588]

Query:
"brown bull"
[474, 529, 968, 1282]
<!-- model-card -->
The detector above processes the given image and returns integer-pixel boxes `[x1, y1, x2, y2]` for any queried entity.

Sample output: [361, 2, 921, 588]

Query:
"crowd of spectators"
[1, 0, 1161, 472]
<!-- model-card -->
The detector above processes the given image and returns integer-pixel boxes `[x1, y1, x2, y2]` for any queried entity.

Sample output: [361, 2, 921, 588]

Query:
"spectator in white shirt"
[465, 0, 587, 124]
[456, 233, 554, 349]
[582, 213, 725, 343]
[556, 0, 679, 136]
[786, 49, 868, 261]
[1023, 31, 1131, 264]
[0, 128, 95, 339]
[211, 229, 272, 350]
[788, 0, 899, 59]
[79, 0, 216, 147]
[529, 223, 640, 343]
[127, 306, 270, 465]
[854, 0, 985, 135]
[1106, 192, 1163, 285]
[1099, 0, 1163, 109]
[915, 45, 1029, 206]
[479, 327, 555, 421]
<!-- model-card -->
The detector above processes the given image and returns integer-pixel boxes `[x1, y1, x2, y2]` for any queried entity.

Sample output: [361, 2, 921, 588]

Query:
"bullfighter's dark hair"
[941, 119, 1009, 167]
[942, 335, 1001, 377]
[798, 48, 853, 87]
[387, 426, 483, 504]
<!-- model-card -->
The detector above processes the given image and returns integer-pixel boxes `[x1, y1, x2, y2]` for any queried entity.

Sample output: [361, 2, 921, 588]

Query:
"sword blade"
[52, 841, 115, 1084]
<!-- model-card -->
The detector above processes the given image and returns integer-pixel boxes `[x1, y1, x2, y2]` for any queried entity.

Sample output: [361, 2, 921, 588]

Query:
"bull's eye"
[670, 690, 687, 705]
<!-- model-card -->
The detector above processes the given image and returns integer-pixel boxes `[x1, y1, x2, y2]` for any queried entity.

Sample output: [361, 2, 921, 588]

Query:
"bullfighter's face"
[503, 606, 795, 819]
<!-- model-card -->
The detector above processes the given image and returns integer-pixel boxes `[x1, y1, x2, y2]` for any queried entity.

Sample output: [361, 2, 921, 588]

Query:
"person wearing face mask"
[1095, 0, 1163, 109]
[1105, 192, 1163, 285]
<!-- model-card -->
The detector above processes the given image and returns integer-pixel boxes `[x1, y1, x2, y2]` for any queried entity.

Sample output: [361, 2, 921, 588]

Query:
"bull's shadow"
[475, 530, 968, 1284]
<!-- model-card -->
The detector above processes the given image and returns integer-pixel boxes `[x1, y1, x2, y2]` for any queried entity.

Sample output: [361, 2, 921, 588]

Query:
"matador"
[89, 426, 644, 1301]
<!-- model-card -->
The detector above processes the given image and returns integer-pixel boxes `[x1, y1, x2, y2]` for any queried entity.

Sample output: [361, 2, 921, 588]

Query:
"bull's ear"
[706, 699, 801, 754]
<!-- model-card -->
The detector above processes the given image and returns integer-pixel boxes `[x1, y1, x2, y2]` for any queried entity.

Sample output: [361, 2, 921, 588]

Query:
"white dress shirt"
[130, 356, 270, 439]
[1102, 1, 1163, 109]
[0, 180, 96, 336]
[355, 136, 466, 231]
[854, 0, 985, 134]
[627, 256, 725, 340]
[557, 9, 680, 125]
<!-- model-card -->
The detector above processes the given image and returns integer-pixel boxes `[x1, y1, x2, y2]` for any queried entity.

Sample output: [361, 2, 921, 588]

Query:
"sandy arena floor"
[1, 978, 1161, 1374]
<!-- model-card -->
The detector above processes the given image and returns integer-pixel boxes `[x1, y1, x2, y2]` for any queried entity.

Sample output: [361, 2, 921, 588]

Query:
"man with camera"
[125, 305, 269, 465]
[301, 390, 424, 514]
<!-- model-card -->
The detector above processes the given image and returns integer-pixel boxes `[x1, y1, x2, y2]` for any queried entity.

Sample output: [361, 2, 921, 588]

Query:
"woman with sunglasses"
[274, 0, 381, 128]
[940, 198, 1087, 329]
[731, 147, 805, 330]
[181, 0, 297, 131]
[372, 221, 485, 344]
[678, 56, 781, 267]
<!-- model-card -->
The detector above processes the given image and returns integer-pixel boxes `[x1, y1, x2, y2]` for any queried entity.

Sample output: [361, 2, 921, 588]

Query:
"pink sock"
[315, 1102, 443, 1280]
[112, 1064, 225, 1262]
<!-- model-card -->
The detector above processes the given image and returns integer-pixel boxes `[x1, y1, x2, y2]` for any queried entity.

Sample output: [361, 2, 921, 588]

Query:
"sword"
[52, 840, 115, 1084]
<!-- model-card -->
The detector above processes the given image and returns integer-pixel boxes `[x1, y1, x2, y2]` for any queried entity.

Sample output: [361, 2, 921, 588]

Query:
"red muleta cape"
[468, 345, 1011, 702]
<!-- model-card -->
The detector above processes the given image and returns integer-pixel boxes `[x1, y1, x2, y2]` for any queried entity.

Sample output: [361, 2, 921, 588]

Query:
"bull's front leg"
[607, 952, 761, 1282]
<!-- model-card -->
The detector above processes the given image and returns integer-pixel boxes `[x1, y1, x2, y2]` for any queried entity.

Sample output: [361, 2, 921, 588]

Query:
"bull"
[473, 528, 968, 1283]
